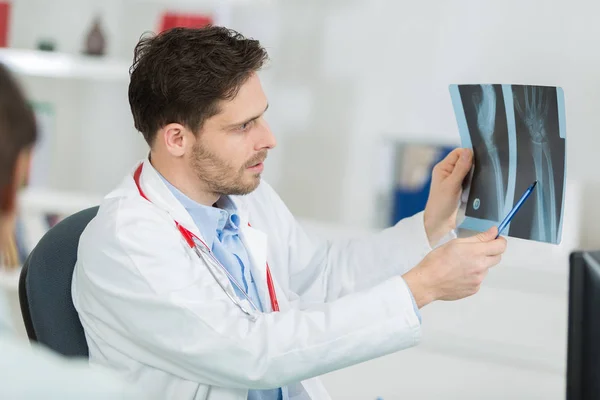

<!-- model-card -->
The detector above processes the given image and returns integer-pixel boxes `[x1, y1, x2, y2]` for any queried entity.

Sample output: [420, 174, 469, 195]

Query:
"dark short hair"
[128, 26, 269, 145]
[0, 63, 37, 193]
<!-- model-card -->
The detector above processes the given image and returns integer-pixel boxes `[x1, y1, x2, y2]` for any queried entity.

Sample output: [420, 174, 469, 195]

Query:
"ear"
[160, 123, 194, 157]
[0, 149, 31, 214]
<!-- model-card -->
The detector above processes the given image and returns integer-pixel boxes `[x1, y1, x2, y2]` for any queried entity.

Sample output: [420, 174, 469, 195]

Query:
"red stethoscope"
[133, 163, 279, 319]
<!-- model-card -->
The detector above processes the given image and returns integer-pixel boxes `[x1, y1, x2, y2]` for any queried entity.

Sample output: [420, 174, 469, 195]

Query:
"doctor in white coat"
[72, 26, 507, 400]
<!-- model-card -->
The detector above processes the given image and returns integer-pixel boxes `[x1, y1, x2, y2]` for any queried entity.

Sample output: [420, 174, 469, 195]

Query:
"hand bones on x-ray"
[472, 84, 505, 218]
[514, 86, 557, 242]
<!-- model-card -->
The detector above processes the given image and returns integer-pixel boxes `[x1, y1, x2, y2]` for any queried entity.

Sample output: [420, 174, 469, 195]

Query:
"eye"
[238, 120, 255, 132]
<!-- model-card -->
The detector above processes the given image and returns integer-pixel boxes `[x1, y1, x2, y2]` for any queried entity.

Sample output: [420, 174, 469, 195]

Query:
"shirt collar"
[157, 173, 240, 248]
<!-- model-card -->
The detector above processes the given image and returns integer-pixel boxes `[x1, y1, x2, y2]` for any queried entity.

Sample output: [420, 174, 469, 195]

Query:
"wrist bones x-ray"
[473, 84, 505, 219]
[450, 83, 566, 244]
[514, 86, 557, 243]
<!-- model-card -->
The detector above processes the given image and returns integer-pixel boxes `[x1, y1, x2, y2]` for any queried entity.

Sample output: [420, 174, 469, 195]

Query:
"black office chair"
[19, 206, 99, 358]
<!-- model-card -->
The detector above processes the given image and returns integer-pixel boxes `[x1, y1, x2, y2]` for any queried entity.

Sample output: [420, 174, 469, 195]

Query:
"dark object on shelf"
[84, 16, 106, 56]
[37, 39, 56, 52]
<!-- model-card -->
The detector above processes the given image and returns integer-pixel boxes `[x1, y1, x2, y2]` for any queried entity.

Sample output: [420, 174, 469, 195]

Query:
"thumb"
[449, 149, 473, 184]
[465, 226, 498, 243]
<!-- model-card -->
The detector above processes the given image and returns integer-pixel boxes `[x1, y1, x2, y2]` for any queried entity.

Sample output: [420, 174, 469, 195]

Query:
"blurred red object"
[0, 2, 10, 47]
[159, 12, 213, 32]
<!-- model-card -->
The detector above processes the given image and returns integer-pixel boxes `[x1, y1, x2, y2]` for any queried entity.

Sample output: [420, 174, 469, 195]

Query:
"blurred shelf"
[124, 0, 261, 4]
[18, 187, 102, 216]
[380, 132, 460, 147]
[0, 48, 130, 82]
[122, 0, 270, 13]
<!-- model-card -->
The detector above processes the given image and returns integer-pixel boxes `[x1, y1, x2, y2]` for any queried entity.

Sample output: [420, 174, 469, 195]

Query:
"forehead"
[214, 73, 268, 123]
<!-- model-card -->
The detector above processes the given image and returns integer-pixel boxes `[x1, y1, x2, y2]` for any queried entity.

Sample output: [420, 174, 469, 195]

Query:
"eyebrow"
[225, 103, 269, 129]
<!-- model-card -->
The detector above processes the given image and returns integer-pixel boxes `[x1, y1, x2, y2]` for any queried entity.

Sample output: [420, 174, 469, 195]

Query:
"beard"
[190, 143, 267, 196]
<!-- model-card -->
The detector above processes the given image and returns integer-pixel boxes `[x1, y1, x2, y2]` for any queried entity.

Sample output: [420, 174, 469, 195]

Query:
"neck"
[149, 152, 220, 206]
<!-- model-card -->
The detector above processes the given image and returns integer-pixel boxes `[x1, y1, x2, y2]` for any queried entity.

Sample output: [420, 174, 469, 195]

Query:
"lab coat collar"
[133, 156, 260, 237]
[131, 158, 279, 312]
[136, 158, 205, 244]
[136, 158, 255, 244]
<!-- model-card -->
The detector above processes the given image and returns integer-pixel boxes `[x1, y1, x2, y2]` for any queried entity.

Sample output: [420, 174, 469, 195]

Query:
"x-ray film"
[449, 84, 566, 244]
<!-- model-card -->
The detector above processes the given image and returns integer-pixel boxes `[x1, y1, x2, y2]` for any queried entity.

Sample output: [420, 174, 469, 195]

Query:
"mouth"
[247, 162, 264, 173]
[246, 153, 267, 171]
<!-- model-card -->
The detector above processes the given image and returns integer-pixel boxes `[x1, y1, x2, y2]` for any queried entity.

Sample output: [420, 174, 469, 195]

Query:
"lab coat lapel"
[239, 223, 273, 312]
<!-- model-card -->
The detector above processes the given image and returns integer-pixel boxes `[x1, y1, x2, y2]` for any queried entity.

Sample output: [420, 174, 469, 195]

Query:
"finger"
[448, 148, 473, 185]
[485, 254, 503, 268]
[433, 148, 462, 176]
[464, 226, 497, 243]
[478, 237, 507, 256]
[440, 148, 462, 169]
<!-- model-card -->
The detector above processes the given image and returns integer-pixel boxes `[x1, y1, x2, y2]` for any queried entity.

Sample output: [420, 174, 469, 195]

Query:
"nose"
[256, 118, 276, 150]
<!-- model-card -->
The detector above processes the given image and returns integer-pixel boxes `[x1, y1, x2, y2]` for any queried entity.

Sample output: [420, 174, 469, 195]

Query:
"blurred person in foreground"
[0, 63, 142, 399]
[72, 26, 507, 400]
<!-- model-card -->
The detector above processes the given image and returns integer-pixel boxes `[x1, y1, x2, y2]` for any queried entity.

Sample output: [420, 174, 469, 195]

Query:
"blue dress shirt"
[160, 176, 284, 400]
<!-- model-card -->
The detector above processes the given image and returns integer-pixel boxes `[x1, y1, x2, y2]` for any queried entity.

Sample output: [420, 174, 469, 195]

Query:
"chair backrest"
[19, 206, 99, 358]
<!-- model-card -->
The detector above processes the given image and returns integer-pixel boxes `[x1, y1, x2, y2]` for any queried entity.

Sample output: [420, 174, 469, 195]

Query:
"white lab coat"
[72, 158, 434, 400]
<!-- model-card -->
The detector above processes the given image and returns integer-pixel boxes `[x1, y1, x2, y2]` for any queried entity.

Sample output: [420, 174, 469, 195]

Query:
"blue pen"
[496, 180, 537, 238]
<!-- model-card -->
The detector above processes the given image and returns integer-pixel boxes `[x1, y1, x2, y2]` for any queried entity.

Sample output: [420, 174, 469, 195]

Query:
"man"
[0, 64, 142, 397]
[72, 26, 507, 400]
